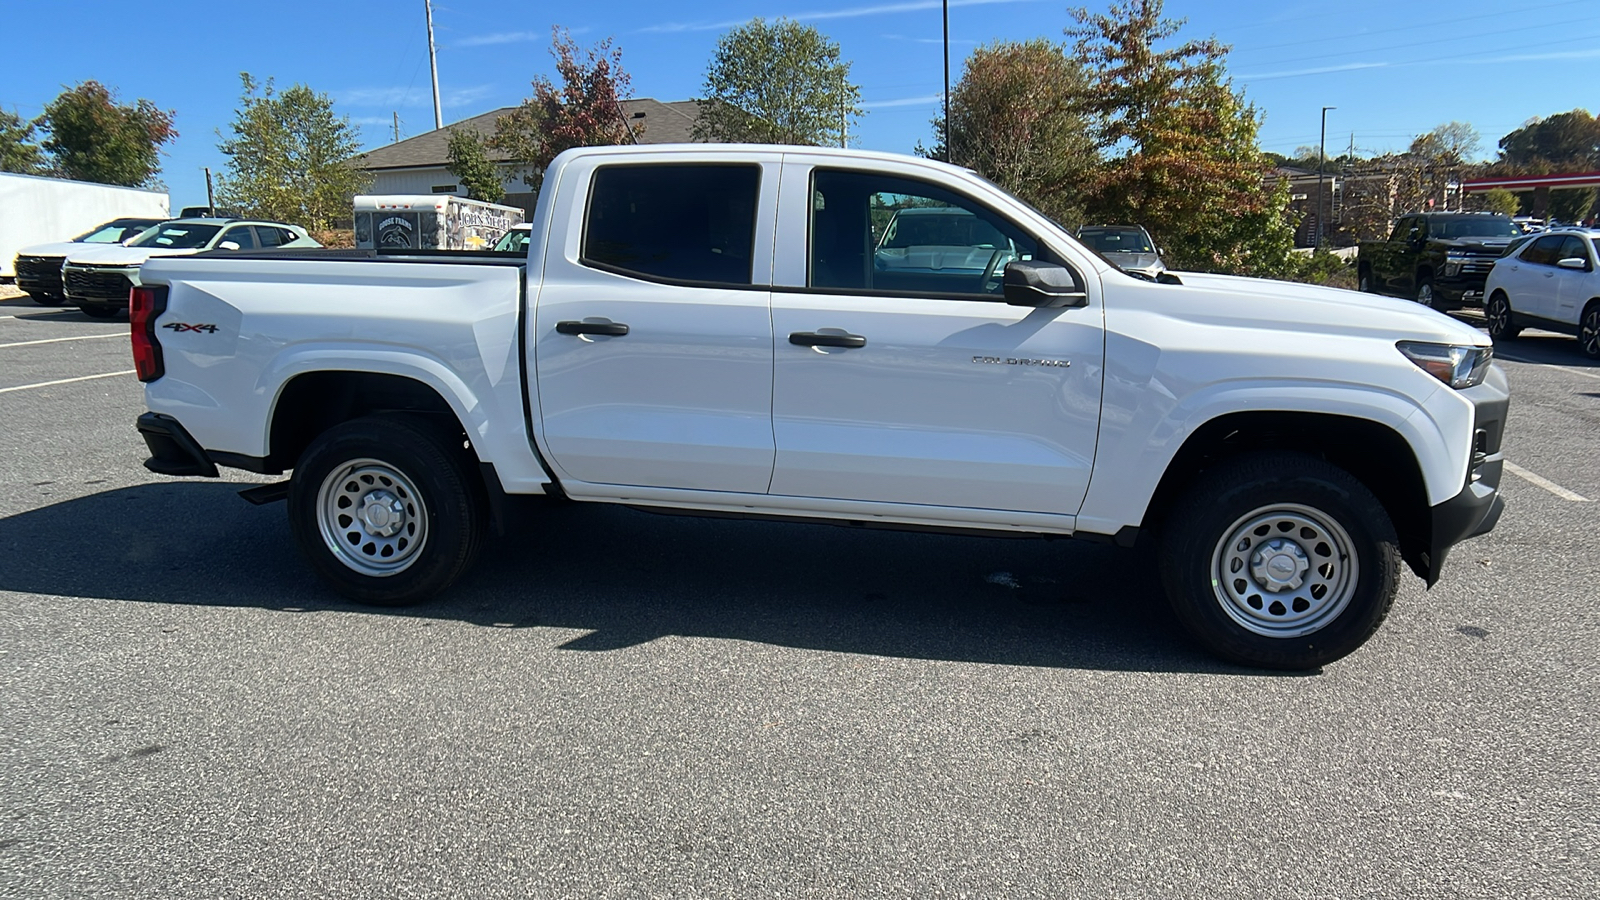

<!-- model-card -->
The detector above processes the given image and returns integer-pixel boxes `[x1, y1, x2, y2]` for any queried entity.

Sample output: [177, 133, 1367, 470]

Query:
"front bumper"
[1422, 364, 1509, 584]
[14, 255, 65, 297]
[63, 265, 138, 307]
[137, 412, 219, 477]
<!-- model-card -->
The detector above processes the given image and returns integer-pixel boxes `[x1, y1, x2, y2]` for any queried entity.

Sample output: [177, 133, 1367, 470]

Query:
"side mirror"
[1002, 260, 1087, 308]
[1557, 256, 1589, 270]
[217, 240, 241, 251]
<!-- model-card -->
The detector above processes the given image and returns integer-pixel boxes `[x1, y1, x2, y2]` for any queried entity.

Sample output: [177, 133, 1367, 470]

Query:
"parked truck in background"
[1356, 212, 1522, 310]
[353, 195, 524, 251]
[1, 172, 168, 278]
[130, 144, 1507, 670]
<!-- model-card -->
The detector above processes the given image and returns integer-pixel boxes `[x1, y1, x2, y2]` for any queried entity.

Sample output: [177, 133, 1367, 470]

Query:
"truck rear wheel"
[1159, 452, 1400, 670]
[288, 414, 486, 606]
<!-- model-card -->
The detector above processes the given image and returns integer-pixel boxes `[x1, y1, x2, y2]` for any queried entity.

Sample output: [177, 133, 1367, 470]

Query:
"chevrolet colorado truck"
[130, 145, 1508, 670]
[1356, 212, 1522, 310]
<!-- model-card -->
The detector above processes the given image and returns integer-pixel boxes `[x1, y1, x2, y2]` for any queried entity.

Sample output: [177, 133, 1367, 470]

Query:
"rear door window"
[254, 226, 285, 248]
[1556, 235, 1591, 266]
[582, 164, 761, 286]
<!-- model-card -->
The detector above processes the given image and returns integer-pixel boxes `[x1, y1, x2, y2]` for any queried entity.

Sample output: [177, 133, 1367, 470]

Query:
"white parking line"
[0, 310, 75, 320]
[0, 333, 124, 350]
[0, 370, 136, 395]
[1504, 461, 1591, 502]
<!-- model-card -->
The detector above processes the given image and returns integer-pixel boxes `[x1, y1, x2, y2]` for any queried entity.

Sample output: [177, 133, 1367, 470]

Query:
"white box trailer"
[0, 173, 170, 277]
[352, 195, 525, 251]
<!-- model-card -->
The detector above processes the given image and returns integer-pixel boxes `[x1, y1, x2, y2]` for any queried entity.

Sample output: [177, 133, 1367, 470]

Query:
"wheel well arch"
[1139, 411, 1433, 580]
[267, 371, 468, 472]
[1416, 265, 1434, 281]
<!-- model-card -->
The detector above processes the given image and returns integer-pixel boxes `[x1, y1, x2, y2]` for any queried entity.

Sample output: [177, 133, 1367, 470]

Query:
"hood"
[1156, 271, 1489, 347]
[63, 245, 196, 267]
[1428, 237, 1515, 254]
[1103, 251, 1165, 274]
[14, 240, 91, 259]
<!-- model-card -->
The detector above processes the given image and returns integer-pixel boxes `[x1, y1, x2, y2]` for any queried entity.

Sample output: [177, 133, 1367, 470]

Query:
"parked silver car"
[1077, 224, 1167, 279]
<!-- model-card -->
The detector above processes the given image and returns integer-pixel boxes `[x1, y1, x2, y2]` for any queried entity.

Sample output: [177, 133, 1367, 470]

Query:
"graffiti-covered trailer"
[353, 195, 525, 251]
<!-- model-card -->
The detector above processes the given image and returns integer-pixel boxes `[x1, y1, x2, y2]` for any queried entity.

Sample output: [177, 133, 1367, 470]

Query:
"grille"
[63, 268, 134, 304]
[14, 255, 65, 295]
[1459, 258, 1497, 275]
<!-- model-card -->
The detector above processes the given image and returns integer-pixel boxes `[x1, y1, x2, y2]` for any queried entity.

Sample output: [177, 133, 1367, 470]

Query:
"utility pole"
[942, 0, 951, 164]
[1316, 106, 1335, 249]
[425, 0, 443, 130]
[204, 167, 214, 215]
[392, 111, 401, 144]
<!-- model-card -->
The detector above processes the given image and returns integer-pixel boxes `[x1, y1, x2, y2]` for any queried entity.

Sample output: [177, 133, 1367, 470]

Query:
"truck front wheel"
[1159, 452, 1400, 670]
[288, 414, 486, 606]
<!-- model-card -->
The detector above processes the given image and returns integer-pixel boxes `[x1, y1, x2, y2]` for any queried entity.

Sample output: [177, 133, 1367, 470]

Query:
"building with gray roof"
[356, 99, 703, 214]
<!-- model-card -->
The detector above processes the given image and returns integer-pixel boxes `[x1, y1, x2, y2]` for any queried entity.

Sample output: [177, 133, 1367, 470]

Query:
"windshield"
[880, 209, 1008, 249]
[130, 224, 223, 250]
[1079, 227, 1155, 254]
[74, 221, 160, 243]
[1434, 217, 1519, 239]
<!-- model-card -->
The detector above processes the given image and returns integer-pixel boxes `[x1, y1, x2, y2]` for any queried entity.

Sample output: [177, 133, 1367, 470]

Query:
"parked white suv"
[61, 218, 318, 318]
[1484, 228, 1600, 358]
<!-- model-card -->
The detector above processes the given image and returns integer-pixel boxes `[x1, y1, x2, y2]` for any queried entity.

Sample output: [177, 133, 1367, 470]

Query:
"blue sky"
[4, 0, 1597, 210]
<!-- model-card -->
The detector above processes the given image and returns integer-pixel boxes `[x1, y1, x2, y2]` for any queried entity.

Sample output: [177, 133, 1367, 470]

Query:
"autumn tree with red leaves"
[37, 81, 176, 187]
[491, 28, 641, 193]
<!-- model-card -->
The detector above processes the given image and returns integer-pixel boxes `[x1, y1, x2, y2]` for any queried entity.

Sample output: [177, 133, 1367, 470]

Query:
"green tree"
[1409, 121, 1479, 166]
[1496, 109, 1600, 172]
[694, 18, 862, 146]
[216, 74, 370, 230]
[0, 109, 46, 174]
[446, 128, 505, 204]
[1481, 187, 1521, 217]
[1067, 0, 1296, 276]
[37, 81, 175, 186]
[490, 28, 641, 194]
[1549, 187, 1596, 224]
[923, 40, 1095, 227]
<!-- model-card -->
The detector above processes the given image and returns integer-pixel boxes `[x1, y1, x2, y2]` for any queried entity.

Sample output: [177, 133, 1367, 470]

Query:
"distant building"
[355, 99, 703, 214]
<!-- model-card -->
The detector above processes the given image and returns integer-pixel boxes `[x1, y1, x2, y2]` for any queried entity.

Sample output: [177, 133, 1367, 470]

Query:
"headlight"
[1397, 341, 1493, 389]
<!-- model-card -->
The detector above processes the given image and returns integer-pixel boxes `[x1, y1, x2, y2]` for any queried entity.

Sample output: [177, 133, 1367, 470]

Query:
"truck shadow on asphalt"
[0, 482, 1285, 675]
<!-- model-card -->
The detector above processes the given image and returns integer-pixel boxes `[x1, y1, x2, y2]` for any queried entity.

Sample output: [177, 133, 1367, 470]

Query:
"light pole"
[425, 0, 443, 130]
[942, 0, 951, 164]
[1316, 106, 1335, 249]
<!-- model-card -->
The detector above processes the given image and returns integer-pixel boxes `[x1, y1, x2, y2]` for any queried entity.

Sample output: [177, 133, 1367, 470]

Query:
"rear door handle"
[557, 320, 629, 336]
[789, 331, 866, 349]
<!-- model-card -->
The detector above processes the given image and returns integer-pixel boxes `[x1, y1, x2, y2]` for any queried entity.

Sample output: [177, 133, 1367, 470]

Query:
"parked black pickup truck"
[1356, 212, 1522, 310]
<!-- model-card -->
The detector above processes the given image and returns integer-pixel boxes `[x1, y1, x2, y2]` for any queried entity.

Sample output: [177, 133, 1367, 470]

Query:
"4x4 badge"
[162, 323, 218, 334]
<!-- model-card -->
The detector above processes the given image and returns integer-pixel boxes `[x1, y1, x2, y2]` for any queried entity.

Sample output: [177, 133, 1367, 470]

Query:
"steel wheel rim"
[1582, 310, 1600, 357]
[1210, 503, 1359, 638]
[1417, 283, 1433, 306]
[316, 458, 428, 577]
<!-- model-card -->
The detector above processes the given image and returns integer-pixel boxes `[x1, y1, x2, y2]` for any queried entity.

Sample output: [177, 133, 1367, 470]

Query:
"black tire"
[287, 414, 486, 606]
[1486, 291, 1521, 341]
[1158, 452, 1400, 670]
[1414, 276, 1440, 310]
[78, 305, 121, 319]
[1580, 302, 1600, 361]
[27, 292, 67, 307]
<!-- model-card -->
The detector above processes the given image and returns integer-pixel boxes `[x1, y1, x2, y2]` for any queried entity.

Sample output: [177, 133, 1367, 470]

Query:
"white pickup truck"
[130, 144, 1507, 669]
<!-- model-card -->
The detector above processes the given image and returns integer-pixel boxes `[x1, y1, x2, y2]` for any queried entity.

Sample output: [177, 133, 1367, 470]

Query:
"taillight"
[129, 285, 168, 382]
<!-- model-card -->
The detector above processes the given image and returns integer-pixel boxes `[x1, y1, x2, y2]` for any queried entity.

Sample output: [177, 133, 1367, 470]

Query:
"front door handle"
[789, 331, 866, 349]
[557, 320, 629, 336]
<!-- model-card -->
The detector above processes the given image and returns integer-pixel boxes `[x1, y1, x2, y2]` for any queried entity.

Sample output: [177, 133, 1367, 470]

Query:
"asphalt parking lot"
[0, 290, 1595, 898]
